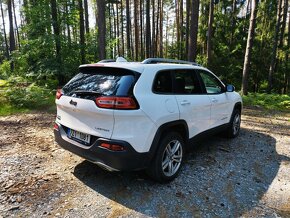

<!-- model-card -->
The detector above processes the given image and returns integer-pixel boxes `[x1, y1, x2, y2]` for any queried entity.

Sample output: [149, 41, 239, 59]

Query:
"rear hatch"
[56, 66, 140, 144]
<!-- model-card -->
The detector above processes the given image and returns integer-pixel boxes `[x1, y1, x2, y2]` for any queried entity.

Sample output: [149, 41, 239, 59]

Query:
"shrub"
[4, 83, 54, 109]
[242, 93, 290, 111]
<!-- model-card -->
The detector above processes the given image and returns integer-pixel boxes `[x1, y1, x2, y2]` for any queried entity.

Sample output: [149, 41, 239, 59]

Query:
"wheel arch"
[146, 120, 189, 164]
[234, 102, 242, 113]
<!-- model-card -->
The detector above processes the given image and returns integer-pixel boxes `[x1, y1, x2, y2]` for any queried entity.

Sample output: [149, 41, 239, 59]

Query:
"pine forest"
[0, 0, 289, 95]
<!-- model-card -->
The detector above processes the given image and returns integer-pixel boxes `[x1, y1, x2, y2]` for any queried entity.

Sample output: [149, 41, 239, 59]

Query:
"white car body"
[54, 58, 242, 181]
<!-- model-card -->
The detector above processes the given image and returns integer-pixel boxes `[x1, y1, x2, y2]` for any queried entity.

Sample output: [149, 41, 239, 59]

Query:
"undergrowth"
[242, 93, 290, 111]
[0, 78, 55, 116]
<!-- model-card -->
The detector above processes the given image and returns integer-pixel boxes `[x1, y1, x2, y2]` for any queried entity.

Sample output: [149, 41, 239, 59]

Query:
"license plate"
[68, 129, 91, 144]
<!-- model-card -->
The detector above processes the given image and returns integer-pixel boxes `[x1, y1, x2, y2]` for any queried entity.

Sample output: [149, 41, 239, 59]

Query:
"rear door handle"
[211, 98, 218, 103]
[181, 100, 191, 106]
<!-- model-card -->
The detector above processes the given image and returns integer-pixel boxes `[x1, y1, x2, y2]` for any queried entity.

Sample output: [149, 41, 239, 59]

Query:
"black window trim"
[196, 69, 226, 95]
[63, 66, 141, 98]
[151, 69, 174, 95]
[152, 68, 206, 95]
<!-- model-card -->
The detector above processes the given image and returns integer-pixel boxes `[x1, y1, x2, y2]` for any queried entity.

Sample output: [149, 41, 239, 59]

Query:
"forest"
[0, 0, 289, 114]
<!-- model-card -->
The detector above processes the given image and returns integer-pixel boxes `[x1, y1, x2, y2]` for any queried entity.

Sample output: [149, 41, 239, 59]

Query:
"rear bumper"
[54, 124, 149, 171]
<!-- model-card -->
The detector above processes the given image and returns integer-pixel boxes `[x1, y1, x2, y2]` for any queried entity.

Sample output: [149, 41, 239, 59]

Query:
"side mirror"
[226, 84, 235, 92]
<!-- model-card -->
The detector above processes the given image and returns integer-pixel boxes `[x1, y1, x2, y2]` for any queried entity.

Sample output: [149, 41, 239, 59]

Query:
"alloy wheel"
[161, 140, 183, 177]
[233, 113, 241, 135]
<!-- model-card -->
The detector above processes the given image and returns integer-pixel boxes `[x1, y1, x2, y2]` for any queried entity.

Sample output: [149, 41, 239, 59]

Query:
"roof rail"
[97, 57, 129, 63]
[97, 59, 116, 63]
[142, 58, 200, 66]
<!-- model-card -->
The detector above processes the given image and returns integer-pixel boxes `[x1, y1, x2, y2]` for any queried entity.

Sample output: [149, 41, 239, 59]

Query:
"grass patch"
[0, 80, 8, 87]
[242, 93, 290, 111]
[0, 95, 55, 116]
[0, 79, 56, 116]
[0, 104, 30, 116]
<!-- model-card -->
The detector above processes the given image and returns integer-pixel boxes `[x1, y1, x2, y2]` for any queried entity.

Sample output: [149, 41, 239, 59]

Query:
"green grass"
[242, 93, 290, 111]
[0, 104, 30, 116]
[0, 79, 56, 116]
[0, 80, 7, 87]
[0, 95, 55, 116]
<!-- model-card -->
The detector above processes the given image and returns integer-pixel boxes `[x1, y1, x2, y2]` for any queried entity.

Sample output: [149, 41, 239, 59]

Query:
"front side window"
[199, 70, 224, 94]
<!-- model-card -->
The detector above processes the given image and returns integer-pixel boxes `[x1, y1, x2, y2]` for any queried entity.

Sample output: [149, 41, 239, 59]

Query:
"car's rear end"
[54, 64, 156, 171]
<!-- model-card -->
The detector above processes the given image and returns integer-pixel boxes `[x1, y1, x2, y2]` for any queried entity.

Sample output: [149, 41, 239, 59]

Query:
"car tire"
[147, 132, 184, 183]
[225, 108, 241, 138]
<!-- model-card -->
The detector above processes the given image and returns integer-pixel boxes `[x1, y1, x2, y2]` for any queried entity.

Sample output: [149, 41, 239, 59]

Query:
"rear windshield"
[62, 67, 138, 98]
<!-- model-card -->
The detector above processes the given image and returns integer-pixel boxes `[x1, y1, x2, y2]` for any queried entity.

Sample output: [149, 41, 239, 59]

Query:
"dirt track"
[0, 107, 289, 217]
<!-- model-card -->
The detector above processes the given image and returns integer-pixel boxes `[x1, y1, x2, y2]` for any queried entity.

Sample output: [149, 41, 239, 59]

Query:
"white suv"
[54, 58, 242, 182]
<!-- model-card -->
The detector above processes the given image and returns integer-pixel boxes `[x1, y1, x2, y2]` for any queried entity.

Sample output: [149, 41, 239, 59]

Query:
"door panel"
[176, 95, 211, 138]
[208, 93, 231, 127]
[172, 70, 211, 138]
[198, 70, 231, 128]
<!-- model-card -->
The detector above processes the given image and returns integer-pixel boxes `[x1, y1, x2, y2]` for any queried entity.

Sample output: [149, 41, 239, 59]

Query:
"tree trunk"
[268, 0, 282, 93]
[283, 8, 290, 94]
[7, 0, 16, 53]
[84, 0, 89, 34]
[152, 0, 156, 57]
[116, 2, 120, 56]
[108, 3, 113, 58]
[279, 0, 288, 48]
[79, 0, 86, 63]
[72, 0, 78, 43]
[201, 1, 208, 55]
[188, 0, 200, 62]
[175, 0, 180, 58]
[112, 3, 117, 57]
[185, 0, 190, 57]
[145, 0, 151, 58]
[7, 0, 15, 70]
[120, 0, 124, 56]
[179, 0, 184, 59]
[155, 0, 159, 56]
[126, 0, 131, 59]
[159, 0, 163, 57]
[230, 0, 236, 46]
[241, 0, 258, 95]
[139, 0, 144, 59]
[165, 9, 169, 57]
[0, 2, 9, 59]
[12, 0, 20, 49]
[50, 0, 61, 66]
[65, 1, 71, 46]
[134, 0, 139, 60]
[206, 0, 214, 67]
[97, 0, 106, 60]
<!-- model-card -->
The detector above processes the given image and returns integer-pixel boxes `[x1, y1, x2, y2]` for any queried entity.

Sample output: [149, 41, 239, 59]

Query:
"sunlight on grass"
[0, 104, 29, 116]
[0, 80, 7, 87]
[243, 93, 290, 111]
[0, 86, 56, 116]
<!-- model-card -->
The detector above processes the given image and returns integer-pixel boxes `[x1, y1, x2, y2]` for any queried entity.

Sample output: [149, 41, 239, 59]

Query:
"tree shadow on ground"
[73, 128, 290, 217]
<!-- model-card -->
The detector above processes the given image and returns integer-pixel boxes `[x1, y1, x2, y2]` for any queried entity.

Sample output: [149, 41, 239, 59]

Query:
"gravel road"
[0, 107, 289, 217]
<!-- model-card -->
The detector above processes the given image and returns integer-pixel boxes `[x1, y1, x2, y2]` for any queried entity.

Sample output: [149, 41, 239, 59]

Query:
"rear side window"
[153, 71, 173, 93]
[62, 67, 138, 98]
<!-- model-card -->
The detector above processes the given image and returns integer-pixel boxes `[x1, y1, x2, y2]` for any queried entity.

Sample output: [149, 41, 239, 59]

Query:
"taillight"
[96, 97, 137, 109]
[53, 123, 59, 130]
[56, 89, 63, 100]
[100, 142, 125, 151]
